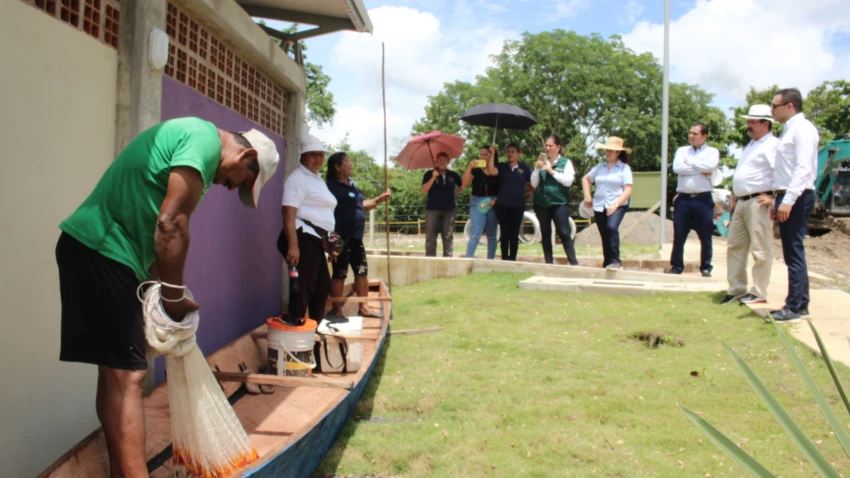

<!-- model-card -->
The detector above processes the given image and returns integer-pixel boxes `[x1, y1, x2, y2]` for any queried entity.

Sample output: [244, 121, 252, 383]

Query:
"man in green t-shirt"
[54, 117, 279, 477]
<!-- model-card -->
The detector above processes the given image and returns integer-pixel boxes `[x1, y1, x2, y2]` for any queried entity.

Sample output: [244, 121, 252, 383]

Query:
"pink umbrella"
[394, 131, 466, 170]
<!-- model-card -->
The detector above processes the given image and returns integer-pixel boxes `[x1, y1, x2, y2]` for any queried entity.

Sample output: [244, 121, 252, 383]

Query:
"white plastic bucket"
[266, 317, 317, 377]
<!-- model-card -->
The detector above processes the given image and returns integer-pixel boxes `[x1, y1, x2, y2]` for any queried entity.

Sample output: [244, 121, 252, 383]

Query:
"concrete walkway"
[659, 238, 850, 368]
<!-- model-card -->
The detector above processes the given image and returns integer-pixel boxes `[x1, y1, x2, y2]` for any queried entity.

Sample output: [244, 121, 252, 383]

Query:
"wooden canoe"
[39, 279, 392, 478]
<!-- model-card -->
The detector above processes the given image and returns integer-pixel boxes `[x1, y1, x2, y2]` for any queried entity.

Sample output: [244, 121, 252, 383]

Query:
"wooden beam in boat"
[249, 331, 376, 343]
[390, 327, 445, 336]
[327, 296, 393, 303]
[213, 372, 353, 390]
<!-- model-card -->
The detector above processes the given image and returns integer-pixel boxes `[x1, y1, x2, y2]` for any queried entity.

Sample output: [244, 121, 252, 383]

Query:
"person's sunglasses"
[771, 102, 788, 109]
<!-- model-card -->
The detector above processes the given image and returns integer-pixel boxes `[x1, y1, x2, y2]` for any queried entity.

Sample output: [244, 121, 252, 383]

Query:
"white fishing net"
[139, 282, 258, 477]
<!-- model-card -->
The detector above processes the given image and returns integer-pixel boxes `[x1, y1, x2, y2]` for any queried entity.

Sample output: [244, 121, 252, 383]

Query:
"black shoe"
[701, 270, 712, 278]
[770, 308, 802, 322]
[663, 268, 682, 274]
[797, 308, 810, 317]
[719, 294, 744, 305]
[605, 262, 622, 270]
[323, 312, 349, 324]
[739, 294, 767, 305]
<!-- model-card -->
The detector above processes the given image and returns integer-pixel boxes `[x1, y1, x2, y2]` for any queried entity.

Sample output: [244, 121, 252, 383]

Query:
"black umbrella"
[460, 103, 538, 143]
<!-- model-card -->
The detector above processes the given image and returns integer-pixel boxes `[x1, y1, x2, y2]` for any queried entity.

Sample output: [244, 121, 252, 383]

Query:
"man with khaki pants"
[720, 104, 778, 305]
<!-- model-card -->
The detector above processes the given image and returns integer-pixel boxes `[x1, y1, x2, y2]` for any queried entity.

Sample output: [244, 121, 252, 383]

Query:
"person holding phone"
[488, 143, 533, 261]
[462, 145, 500, 259]
[531, 135, 579, 265]
[421, 152, 462, 257]
[582, 136, 634, 270]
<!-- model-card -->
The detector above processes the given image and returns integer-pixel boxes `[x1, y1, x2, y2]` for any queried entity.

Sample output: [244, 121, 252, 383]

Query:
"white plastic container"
[266, 317, 317, 376]
[316, 316, 363, 373]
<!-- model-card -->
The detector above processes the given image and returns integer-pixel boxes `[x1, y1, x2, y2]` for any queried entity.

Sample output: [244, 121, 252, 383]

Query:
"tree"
[806, 80, 850, 146]
[258, 21, 336, 127]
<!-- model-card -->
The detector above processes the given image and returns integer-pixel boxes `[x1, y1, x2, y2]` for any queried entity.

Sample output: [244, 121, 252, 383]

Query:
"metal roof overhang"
[237, 0, 373, 42]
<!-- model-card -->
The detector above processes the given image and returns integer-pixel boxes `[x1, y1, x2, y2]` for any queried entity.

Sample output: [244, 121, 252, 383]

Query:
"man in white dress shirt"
[720, 105, 778, 305]
[665, 122, 720, 277]
[769, 88, 820, 322]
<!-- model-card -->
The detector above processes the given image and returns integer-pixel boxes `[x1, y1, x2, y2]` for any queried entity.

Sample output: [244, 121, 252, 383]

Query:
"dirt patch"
[630, 331, 684, 348]
[576, 211, 675, 246]
[771, 229, 850, 291]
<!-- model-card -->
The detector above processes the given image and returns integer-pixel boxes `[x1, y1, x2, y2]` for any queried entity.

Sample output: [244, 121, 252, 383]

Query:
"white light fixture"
[149, 28, 169, 71]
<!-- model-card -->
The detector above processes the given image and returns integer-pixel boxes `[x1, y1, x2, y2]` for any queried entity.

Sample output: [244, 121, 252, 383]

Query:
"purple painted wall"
[156, 76, 286, 384]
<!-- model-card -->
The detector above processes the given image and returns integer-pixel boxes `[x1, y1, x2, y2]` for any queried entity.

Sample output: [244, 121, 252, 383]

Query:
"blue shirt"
[495, 162, 532, 208]
[422, 169, 462, 210]
[327, 179, 366, 239]
[586, 161, 633, 212]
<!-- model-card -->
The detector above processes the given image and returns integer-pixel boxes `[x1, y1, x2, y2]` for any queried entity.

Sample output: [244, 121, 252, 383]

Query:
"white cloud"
[548, 0, 592, 20]
[622, 0, 850, 110]
[315, 6, 516, 160]
[619, 0, 645, 26]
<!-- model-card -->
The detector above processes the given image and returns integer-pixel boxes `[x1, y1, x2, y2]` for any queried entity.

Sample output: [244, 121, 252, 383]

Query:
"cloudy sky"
[260, 0, 850, 160]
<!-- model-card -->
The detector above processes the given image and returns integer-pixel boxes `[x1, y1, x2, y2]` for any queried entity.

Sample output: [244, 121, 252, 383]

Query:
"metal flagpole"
[382, 42, 392, 292]
[659, 0, 671, 250]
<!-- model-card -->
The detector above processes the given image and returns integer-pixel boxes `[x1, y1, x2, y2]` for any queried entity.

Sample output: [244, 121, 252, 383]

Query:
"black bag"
[313, 331, 349, 373]
[301, 219, 345, 259]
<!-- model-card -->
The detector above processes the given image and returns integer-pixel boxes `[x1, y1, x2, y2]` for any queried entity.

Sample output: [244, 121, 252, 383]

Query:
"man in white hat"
[279, 132, 340, 321]
[769, 88, 820, 322]
[720, 105, 778, 305]
[665, 122, 721, 277]
[55, 117, 279, 476]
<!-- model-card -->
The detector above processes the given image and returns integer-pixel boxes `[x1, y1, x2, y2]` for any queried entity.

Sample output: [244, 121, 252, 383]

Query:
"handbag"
[301, 219, 345, 259]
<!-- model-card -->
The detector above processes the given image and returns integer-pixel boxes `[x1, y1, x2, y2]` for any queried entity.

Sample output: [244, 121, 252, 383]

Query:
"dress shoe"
[769, 308, 801, 322]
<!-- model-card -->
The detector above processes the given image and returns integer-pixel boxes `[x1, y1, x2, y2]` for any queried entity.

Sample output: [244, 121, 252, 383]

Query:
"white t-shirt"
[282, 164, 337, 238]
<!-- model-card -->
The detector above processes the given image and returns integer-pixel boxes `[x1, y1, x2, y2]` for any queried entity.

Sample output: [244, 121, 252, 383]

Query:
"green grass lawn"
[315, 273, 850, 477]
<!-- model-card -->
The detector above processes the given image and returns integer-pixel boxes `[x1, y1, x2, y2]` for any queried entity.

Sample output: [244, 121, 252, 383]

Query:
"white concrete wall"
[0, 1, 118, 476]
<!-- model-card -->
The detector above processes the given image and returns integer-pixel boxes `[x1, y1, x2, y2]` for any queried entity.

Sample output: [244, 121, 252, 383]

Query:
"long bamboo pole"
[382, 42, 392, 293]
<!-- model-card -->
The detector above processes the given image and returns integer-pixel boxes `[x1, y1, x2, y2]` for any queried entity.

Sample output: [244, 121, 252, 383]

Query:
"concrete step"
[518, 275, 719, 295]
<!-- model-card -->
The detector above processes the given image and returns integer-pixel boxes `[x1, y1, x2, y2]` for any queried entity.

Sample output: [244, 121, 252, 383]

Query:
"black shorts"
[56, 232, 148, 370]
[331, 238, 368, 280]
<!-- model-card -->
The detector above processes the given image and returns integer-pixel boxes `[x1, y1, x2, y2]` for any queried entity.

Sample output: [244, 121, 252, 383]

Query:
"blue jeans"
[594, 206, 628, 267]
[466, 196, 498, 259]
[776, 190, 815, 311]
[670, 192, 714, 273]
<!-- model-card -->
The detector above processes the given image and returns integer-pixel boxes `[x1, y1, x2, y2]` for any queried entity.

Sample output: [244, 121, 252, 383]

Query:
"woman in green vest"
[531, 135, 579, 265]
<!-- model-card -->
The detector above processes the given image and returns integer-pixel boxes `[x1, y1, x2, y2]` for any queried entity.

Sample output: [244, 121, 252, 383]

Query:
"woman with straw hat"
[581, 136, 634, 270]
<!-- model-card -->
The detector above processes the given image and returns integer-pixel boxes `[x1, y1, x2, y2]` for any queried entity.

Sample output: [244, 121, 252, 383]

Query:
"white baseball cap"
[740, 104, 775, 123]
[238, 129, 280, 209]
[300, 134, 330, 155]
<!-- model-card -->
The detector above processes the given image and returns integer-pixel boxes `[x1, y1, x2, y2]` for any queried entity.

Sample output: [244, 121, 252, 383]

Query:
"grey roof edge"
[345, 0, 373, 34]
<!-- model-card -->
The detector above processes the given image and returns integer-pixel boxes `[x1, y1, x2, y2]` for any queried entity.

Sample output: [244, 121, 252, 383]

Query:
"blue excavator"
[809, 133, 850, 234]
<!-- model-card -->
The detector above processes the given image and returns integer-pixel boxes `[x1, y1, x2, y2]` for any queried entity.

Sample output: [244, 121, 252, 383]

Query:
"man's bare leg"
[330, 278, 345, 315]
[99, 366, 148, 478]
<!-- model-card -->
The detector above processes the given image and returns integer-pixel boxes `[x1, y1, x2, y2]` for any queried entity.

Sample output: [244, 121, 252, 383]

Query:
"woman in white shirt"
[531, 135, 579, 265]
[581, 137, 634, 270]
[278, 134, 339, 322]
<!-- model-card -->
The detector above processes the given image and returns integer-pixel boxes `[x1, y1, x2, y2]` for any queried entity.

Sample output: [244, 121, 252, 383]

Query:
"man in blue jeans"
[769, 88, 819, 322]
[665, 122, 720, 277]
